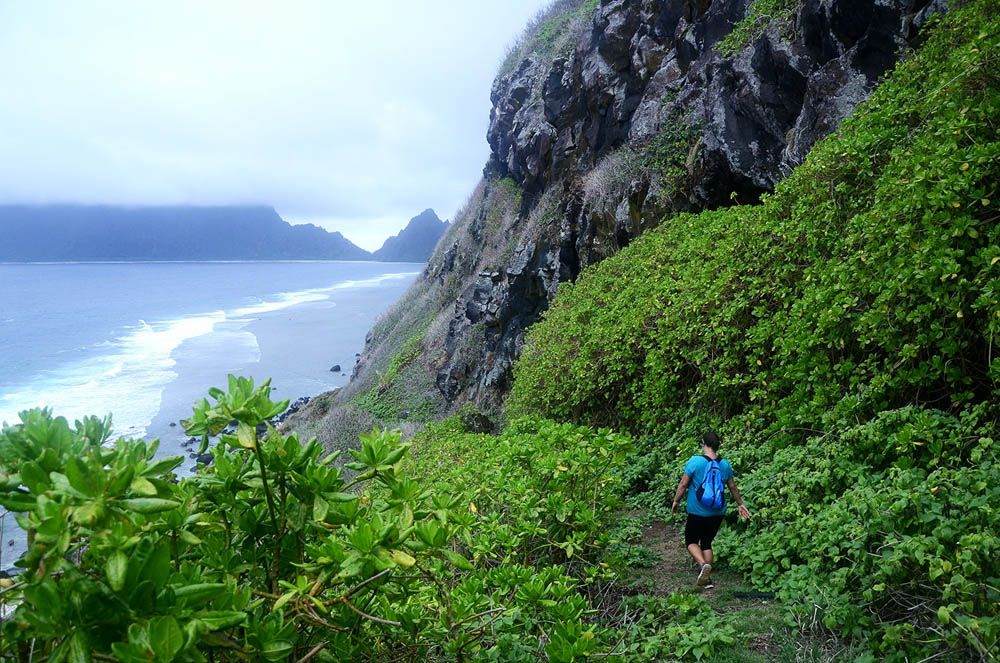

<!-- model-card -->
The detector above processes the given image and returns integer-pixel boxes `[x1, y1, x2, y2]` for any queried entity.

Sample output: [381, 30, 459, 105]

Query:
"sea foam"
[0, 271, 417, 437]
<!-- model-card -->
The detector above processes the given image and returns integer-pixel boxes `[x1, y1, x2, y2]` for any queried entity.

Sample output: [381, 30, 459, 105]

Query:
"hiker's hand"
[738, 504, 751, 521]
[671, 500, 678, 513]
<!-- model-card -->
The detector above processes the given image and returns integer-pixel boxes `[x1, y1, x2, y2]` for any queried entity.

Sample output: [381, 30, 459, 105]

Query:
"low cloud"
[0, 0, 551, 249]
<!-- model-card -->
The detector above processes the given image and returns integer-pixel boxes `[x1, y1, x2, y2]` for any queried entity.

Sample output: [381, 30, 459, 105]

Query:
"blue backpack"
[696, 456, 726, 510]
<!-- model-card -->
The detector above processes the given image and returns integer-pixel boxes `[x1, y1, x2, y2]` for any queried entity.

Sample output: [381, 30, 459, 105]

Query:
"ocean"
[0, 260, 420, 570]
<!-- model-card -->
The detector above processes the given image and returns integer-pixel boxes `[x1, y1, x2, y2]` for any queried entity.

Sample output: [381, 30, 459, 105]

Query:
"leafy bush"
[0, 378, 596, 661]
[716, 0, 798, 56]
[406, 416, 634, 567]
[639, 104, 700, 201]
[509, 3, 1000, 658]
[499, 0, 599, 77]
[0, 378, 738, 661]
[617, 594, 738, 661]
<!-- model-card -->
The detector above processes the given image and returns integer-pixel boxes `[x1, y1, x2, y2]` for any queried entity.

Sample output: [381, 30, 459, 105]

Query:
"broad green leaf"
[313, 495, 329, 521]
[197, 611, 246, 630]
[179, 530, 202, 546]
[20, 461, 49, 494]
[143, 456, 184, 477]
[173, 583, 227, 606]
[65, 457, 96, 496]
[0, 491, 37, 512]
[148, 616, 184, 661]
[326, 492, 359, 503]
[130, 476, 158, 497]
[273, 591, 296, 611]
[119, 498, 180, 514]
[106, 550, 128, 592]
[390, 549, 416, 568]
[261, 640, 295, 662]
[237, 422, 257, 450]
[442, 549, 475, 572]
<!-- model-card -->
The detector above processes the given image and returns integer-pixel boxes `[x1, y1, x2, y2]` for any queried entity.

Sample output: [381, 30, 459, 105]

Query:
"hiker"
[670, 431, 751, 587]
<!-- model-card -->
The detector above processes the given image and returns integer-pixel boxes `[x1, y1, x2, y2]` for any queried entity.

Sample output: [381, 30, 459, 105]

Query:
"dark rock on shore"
[330, 364, 341, 373]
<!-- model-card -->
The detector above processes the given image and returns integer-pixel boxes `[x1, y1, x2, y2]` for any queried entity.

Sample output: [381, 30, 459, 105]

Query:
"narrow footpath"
[635, 520, 783, 661]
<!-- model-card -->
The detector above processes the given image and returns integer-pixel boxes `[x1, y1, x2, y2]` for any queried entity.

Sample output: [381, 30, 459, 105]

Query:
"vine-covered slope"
[288, 0, 945, 449]
[511, 1, 999, 657]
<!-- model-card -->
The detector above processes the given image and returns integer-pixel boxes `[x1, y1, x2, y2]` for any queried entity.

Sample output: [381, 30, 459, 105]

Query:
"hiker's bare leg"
[686, 544, 706, 566]
[704, 549, 714, 565]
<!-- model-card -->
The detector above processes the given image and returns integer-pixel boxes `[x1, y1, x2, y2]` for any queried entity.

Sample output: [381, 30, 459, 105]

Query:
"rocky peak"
[300, 0, 950, 440]
[442, 0, 944, 409]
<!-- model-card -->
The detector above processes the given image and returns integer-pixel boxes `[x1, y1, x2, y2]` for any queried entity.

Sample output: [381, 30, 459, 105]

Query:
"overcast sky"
[0, 1, 551, 250]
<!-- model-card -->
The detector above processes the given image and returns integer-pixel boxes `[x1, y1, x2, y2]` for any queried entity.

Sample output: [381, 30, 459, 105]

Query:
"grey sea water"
[0, 260, 420, 571]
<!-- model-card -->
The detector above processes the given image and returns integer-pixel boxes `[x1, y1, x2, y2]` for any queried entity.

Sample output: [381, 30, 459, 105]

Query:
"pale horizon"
[0, 1, 552, 250]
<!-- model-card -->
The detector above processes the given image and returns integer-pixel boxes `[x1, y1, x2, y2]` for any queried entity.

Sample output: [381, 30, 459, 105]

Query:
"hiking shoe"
[696, 563, 713, 586]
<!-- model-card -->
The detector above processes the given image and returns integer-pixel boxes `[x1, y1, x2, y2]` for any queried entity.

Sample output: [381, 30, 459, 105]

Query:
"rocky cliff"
[289, 0, 947, 447]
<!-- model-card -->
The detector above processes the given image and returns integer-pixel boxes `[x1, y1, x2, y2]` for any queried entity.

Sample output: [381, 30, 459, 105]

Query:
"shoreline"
[1, 267, 418, 572]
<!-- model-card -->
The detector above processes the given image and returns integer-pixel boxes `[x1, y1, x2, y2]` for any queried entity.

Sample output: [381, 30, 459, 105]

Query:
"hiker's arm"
[671, 474, 691, 513]
[727, 478, 751, 520]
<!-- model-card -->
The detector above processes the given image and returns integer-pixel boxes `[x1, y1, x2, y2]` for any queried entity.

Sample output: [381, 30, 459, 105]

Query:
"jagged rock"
[311, 0, 946, 426]
[330, 364, 341, 373]
[445, 0, 940, 408]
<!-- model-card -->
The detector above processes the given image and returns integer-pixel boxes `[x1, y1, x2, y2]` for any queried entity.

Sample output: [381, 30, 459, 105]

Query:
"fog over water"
[0, 1, 551, 250]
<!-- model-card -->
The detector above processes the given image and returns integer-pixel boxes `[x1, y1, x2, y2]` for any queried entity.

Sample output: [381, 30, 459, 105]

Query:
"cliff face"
[291, 0, 947, 445]
[436, 0, 943, 409]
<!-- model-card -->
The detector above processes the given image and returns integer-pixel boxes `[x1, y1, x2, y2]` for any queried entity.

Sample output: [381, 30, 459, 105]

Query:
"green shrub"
[617, 594, 738, 661]
[383, 329, 426, 387]
[0, 379, 733, 661]
[509, 3, 1000, 658]
[639, 104, 700, 200]
[0, 377, 478, 660]
[499, 0, 600, 77]
[717, 0, 799, 56]
[406, 417, 634, 567]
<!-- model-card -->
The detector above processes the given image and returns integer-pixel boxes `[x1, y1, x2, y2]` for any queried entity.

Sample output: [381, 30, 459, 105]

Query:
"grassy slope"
[508, 1, 999, 658]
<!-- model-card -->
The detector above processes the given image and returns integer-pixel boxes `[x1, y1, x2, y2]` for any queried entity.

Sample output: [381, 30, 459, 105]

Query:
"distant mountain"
[0, 205, 371, 262]
[372, 209, 449, 262]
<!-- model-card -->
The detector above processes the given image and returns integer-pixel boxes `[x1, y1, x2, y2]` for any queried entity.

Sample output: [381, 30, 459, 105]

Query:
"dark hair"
[702, 431, 721, 452]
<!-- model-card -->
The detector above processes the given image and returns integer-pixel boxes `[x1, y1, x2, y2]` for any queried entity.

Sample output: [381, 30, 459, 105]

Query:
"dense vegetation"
[2, 2, 997, 661]
[1, 380, 749, 661]
[511, 2, 999, 659]
[499, 0, 599, 77]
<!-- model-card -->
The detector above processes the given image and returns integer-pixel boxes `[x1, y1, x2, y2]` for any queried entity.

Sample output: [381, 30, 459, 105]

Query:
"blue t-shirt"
[684, 455, 734, 516]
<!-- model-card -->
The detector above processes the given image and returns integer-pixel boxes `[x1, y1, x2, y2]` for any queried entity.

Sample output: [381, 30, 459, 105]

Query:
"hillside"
[283, 0, 998, 657]
[509, 0, 999, 656]
[289, 0, 952, 445]
[0, 205, 370, 261]
[1, 0, 997, 660]
[372, 209, 450, 262]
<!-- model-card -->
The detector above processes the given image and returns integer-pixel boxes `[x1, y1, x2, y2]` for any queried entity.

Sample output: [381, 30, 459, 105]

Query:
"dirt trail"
[635, 519, 782, 657]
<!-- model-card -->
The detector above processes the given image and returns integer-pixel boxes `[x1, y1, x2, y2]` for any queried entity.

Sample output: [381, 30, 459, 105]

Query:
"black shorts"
[685, 514, 724, 549]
